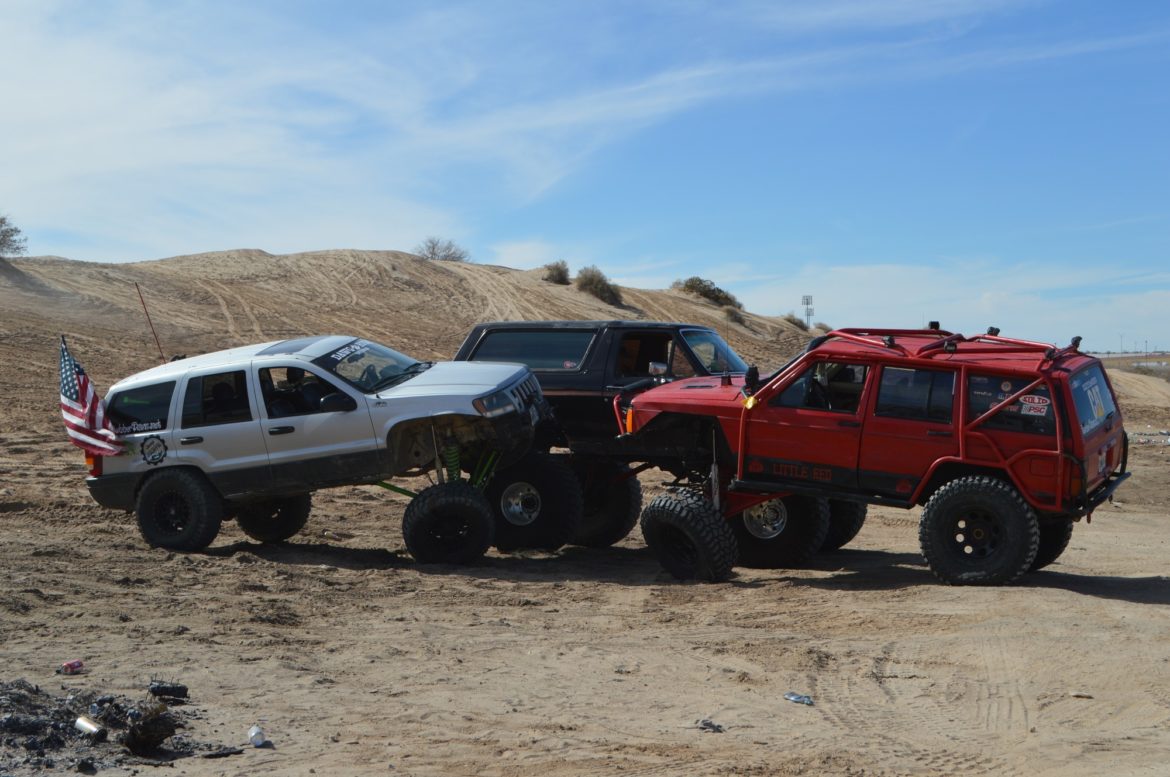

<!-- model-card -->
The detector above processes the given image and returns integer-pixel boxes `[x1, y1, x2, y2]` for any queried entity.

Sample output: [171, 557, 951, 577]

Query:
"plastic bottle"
[248, 724, 266, 747]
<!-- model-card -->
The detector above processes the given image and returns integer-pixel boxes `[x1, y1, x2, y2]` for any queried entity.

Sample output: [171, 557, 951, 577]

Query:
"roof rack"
[823, 328, 1083, 369]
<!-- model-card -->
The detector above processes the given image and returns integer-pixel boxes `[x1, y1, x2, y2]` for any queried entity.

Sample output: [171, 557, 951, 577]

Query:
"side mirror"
[648, 361, 668, 377]
[320, 393, 357, 413]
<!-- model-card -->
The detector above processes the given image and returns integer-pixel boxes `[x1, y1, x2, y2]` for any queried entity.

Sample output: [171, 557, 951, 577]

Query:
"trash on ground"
[147, 681, 189, 700]
[248, 724, 267, 747]
[695, 718, 725, 733]
[1069, 690, 1094, 699]
[56, 660, 85, 676]
[784, 692, 815, 706]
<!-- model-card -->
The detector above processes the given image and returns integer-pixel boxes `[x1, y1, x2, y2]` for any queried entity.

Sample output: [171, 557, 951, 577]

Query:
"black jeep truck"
[453, 320, 750, 551]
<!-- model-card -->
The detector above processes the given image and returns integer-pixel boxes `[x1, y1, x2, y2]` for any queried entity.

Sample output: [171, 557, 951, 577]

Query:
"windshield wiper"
[372, 361, 433, 392]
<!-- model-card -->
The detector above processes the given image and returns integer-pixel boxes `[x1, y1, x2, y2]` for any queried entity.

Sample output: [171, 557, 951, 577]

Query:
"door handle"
[179, 436, 203, 445]
[837, 420, 861, 428]
[927, 430, 953, 437]
[268, 426, 295, 435]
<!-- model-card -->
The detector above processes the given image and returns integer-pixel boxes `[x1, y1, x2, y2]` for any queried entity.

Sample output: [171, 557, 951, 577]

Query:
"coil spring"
[441, 444, 460, 482]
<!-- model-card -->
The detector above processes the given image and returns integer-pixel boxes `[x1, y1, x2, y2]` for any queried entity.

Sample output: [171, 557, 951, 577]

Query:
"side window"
[616, 333, 672, 377]
[669, 339, 697, 378]
[875, 367, 955, 423]
[771, 362, 869, 413]
[108, 381, 175, 434]
[967, 374, 1055, 435]
[182, 370, 252, 428]
[258, 367, 346, 417]
[471, 330, 595, 371]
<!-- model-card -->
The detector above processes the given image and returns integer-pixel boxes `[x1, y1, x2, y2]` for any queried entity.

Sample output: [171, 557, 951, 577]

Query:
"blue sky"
[1, 0, 1167, 352]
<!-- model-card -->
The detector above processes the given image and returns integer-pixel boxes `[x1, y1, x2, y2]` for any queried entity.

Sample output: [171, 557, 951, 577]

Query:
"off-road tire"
[486, 452, 583, 552]
[402, 481, 494, 565]
[235, 493, 312, 543]
[731, 495, 830, 568]
[919, 476, 1039, 585]
[1030, 519, 1074, 572]
[568, 457, 642, 548]
[135, 469, 224, 551]
[640, 492, 737, 582]
[822, 499, 868, 552]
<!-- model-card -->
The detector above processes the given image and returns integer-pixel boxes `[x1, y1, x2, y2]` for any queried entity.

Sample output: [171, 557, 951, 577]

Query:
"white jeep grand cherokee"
[86, 335, 547, 564]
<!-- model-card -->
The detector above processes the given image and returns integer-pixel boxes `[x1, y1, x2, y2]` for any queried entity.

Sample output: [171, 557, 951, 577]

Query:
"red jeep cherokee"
[622, 326, 1129, 585]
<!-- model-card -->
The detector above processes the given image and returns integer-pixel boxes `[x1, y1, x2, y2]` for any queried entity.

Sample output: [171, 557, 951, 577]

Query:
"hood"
[632, 375, 748, 408]
[375, 360, 527, 397]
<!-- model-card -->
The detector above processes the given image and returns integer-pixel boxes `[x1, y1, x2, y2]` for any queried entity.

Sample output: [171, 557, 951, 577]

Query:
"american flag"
[59, 336, 123, 456]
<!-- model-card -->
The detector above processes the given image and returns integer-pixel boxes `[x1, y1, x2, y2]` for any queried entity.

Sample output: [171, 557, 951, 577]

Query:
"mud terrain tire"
[403, 481, 494, 564]
[569, 458, 642, 548]
[822, 499, 868, 552]
[919, 476, 1039, 585]
[1030, 519, 1074, 571]
[236, 494, 312, 543]
[136, 469, 224, 551]
[731, 494, 830, 568]
[640, 492, 737, 582]
[487, 452, 583, 552]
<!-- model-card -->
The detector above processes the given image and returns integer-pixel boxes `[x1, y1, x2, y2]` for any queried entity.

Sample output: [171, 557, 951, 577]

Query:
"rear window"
[108, 381, 175, 434]
[471, 330, 595, 371]
[182, 370, 252, 428]
[875, 367, 955, 422]
[967, 374, 1055, 435]
[1069, 364, 1118, 437]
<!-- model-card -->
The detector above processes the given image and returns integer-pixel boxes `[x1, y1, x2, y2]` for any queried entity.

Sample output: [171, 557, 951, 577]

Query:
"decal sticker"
[563, 360, 578, 369]
[1020, 404, 1049, 416]
[140, 435, 168, 465]
[1000, 380, 1013, 393]
[113, 419, 164, 435]
[1019, 394, 1050, 406]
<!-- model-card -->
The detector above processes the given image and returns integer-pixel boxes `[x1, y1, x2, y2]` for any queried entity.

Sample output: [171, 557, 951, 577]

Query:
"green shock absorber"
[470, 450, 499, 489]
[441, 443, 461, 483]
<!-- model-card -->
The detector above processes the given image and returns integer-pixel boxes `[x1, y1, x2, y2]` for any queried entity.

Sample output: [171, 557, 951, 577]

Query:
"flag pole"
[135, 282, 166, 362]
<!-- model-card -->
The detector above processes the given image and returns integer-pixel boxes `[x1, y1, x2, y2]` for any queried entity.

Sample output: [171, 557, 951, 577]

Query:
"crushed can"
[57, 659, 85, 675]
[74, 715, 108, 742]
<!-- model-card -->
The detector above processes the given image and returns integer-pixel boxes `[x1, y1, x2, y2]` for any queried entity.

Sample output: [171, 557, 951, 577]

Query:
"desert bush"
[723, 306, 745, 325]
[672, 276, 742, 309]
[414, 236, 469, 262]
[782, 313, 809, 331]
[0, 213, 27, 258]
[542, 260, 571, 285]
[814, 321, 832, 332]
[575, 265, 623, 306]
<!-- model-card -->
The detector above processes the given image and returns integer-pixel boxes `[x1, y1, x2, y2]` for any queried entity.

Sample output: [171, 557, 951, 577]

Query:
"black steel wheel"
[236, 493, 312, 543]
[919, 476, 1039, 585]
[402, 481, 494, 564]
[135, 469, 224, 551]
[568, 457, 642, 548]
[486, 452, 583, 552]
[1030, 518, 1074, 571]
[730, 494, 830, 568]
[822, 499, 867, 552]
[640, 491, 737, 582]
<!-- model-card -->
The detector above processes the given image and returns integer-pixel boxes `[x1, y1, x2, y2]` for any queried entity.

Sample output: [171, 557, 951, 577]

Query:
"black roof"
[471, 320, 711, 331]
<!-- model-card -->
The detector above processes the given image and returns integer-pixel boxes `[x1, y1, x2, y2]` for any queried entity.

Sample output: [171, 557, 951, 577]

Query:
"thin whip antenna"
[135, 282, 166, 362]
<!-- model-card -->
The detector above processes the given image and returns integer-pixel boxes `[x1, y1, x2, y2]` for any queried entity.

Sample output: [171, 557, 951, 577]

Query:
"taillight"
[86, 453, 102, 477]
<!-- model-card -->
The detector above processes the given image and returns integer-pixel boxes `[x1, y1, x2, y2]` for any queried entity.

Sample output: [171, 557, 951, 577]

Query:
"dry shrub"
[672, 276, 742, 309]
[575, 265, 623, 306]
[782, 313, 809, 331]
[542, 260, 571, 285]
[723, 306, 745, 325]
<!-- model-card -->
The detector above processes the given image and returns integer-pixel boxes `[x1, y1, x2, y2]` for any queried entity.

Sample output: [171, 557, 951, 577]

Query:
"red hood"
[631, 375, 749, 409]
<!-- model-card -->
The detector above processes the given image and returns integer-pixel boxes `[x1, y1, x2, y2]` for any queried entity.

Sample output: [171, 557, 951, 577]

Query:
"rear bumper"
[1079, 470, 1130, 517]
[86, 473, 139, 512]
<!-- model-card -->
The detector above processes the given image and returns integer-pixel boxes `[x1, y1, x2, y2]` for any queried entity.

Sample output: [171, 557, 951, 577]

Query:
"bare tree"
[414, 236, 470, 262]
[0, 213, 27, 258]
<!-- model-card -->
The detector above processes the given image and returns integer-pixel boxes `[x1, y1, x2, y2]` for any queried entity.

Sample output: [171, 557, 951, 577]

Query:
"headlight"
[473, 390, 516, 418]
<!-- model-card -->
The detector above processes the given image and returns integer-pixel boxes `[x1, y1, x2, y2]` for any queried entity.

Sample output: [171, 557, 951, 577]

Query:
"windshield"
[312, 339, 425, 393]
[681, 329, 749, 374]
[1069, 363, 1118, 437]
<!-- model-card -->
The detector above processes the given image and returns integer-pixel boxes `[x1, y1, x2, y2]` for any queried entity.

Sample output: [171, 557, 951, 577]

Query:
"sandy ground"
[2, 251, 1169, 776]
